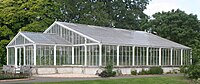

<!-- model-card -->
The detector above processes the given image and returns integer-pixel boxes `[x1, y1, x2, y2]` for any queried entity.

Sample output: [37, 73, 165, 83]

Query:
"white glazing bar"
[72, 46, 74, 64]
[99, 44, 102, 66]
[23, 46, 26, 65]
[181, 49, 183, 65]
[84, 45, 87, 66]
[54, 45, 57, 65]
[6, 47, 8, 65]
[146, 47, 149, 66]
[19, 48, 21, 66]
[117, 45, 120, 66]
[33, 44, 36, 65]
[170, 48, 173, 65]
[132, 46, 135, 66]
[14, 47, 17, 67]
[159, 48, 162, 66]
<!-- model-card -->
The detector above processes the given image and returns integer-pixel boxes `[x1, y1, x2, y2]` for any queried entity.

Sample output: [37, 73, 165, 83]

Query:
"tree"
[144, 9, 200, 80]
[0, 0, 62, 66]
[56, 0, 149, 30]
[144, 9, 200, 46]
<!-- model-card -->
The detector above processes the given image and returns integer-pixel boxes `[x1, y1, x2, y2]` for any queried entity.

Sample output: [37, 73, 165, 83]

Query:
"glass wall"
[135, 47, 147, 66]
[9, 35, 31, 46]
[25, 45, 34, 65]
[87, 45, 99, 66]
[148, 48, 159, 65]
[182, 49, 191, 65]
[161, 48, 171, 65]
[172, 49, 181, 65]
[36, 45, 54, 65]
[8, 47, 15, 65]
[102, 45, 117, 66]
[46, 24, 95, 44]
[74, 46, 85, 65]
[119, 46, 133, 66]
[56, 46, 72, 65]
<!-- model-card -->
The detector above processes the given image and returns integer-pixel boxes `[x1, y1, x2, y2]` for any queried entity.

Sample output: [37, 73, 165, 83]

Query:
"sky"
[144, 0, 200, 19]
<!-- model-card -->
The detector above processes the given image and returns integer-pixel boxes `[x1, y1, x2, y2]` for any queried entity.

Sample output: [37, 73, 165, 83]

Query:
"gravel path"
[0, 74, 184, 84]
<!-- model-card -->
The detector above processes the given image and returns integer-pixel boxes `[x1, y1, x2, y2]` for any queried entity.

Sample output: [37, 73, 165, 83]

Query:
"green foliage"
[0, 0, 62, 66]
[99, 64, 116, 77]
[144, 9, 200, 47]
[131, 70, 137, 75]
[0, 73, 29, 80]
[137, 67, 163, 75]
[186, 65, 200, 80]
[56, 0, 150, 30]
[138, 69, 149, 75]
[34, 76, 189, 84]
[180, 66, 188, 74]
[149, 67, 163, 74]
[143, 9, 200, 79]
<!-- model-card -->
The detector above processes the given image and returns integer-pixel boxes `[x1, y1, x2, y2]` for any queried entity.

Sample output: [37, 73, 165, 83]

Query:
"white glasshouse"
[6, 21, 191, 74]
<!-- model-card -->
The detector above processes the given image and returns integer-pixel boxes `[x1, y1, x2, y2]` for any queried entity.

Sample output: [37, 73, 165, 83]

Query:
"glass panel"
[8, 47, 15, 65]
[102, 45, 117, 66]
[56, 46, 72, 65]
[36, 45, 54, 65]
[8, 35, 31, 46]
[74, 46, 85, 65]
[182, 49, 190, 65]
[134, 47, 146, 66]
[25, 45, 34, 65]
[87, 45, 99, 66]
[161, 48, 171, 65]
[46, 24, 96, 44]
[119, 46, 133, 66]
[148, 48, 159, 66]
[172, 49, 181, 65]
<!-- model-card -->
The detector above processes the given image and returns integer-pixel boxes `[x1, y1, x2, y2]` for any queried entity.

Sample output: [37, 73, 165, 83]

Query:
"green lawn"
[33, 76, 192, 84]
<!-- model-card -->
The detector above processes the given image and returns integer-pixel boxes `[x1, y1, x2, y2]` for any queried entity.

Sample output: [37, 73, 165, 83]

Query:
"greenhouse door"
[17, 47, 24, 66]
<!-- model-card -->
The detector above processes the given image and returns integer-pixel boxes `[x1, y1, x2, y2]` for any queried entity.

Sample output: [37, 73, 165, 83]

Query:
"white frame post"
[6, 47, 8, 65]
[159, 48, 162, 66]
[132, 46, 135, 66]
[117, 45, 120, 66]
[84, 45, 87, 66]
[23, 46, 26, 65]
[146, 47, 149, 66]
[170, 48, 173, 65]
[33, 44, 36, 66]
[72, 46, 74, 64]
[54, 45, 57, 65]
[14, 47, 17, 67]
[99, 44, 102, 66]
[181, 49, 183, 65]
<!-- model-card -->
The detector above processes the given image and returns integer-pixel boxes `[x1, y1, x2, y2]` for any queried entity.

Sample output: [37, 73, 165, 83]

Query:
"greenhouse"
[6, 21, 191, 74]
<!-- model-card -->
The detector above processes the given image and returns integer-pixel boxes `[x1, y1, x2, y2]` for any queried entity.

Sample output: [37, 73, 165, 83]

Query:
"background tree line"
[0, 0, 200, 79]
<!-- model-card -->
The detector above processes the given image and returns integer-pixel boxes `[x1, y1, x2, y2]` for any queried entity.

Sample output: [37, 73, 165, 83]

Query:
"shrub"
[186, 65, 200, 80]
[179, 66, 188, 73]
[138, 69, 149, 75]
[99, 64, 116, 77]
[149, 67, 163, 74]
[0, 73, 29, 80]
[131, 70, 137, 75]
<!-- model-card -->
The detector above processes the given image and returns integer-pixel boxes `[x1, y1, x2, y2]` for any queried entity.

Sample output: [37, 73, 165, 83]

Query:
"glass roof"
[58, 22, 190, 49]
[21, 32, 71, 45]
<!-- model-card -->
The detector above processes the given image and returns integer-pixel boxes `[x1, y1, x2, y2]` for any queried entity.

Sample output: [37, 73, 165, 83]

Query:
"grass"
[33, 76, 192, 84]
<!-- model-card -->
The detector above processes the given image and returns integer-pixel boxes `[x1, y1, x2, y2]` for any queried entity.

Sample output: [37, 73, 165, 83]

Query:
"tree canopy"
[0, 0, 61, 66]
[144, 9, 200, 47]
[56, 0, 149, 30]
[0, 0, 150, 66]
